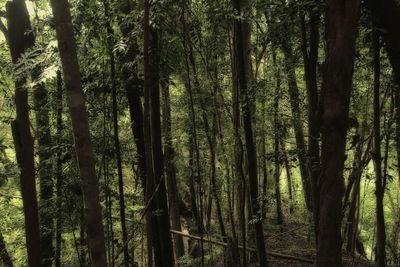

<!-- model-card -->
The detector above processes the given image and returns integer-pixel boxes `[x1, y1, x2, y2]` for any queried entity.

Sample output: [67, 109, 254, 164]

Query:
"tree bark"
[50, 0, 107, 265]
[55, 70, 63, 267]
[373, 32, 386, 267]
[280, 40, 312, 211]
[102, 0, 130, 265]
[6, 1, 42, 266]
[143, 1, 175, 265]
[317, 0, 360, 266]
[232, 0, 268, 265]
[300, 4, 321, 235]
[161, 78, 185, 259]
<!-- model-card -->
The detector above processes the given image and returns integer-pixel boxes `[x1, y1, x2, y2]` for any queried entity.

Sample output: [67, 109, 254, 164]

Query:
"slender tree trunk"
[280, 40, 312, 211]
[102, 0, 130, 264]
[273, 53, 283, 226]
[300, 6, 321, 239]
[33, 67, 54, 267]
[6, 1, 42, 266]
[281, 139, 294, 214]
[161, 78, 185, 259]
[0, 231, 13, 267]
[373, 32, 386, 267]
[55, 70, 63, 267]
[50, 0, 107, 265]
[232, 0, 267, 265]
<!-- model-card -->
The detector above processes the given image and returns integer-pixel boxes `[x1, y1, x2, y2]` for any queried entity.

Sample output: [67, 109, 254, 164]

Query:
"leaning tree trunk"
[50, 0, 107, 265]
[6, 1, 42, 266]
[317, 0, 360, 266]
[232, 0, 268, 265]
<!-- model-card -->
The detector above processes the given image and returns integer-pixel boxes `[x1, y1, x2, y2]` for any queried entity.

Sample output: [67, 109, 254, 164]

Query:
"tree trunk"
[33, 56, 54, 267]
[50, 0, 107, 265]
[0, 231, 13, 267]
[373, 32, 386, 267]
[102, 0, 130, 264]
[232, 0, 268, 265]
[273, 52, 283, 226]
[280, 40, 312, 211]
[6, 1, 42, 266]
[143, 1, 175, 265]
[161, 78, 185, 259]
[55, 70, 63, 267]
[317, 0, 360, 266]
[281, 139, 294, 214]
[300, 5, 321, 238]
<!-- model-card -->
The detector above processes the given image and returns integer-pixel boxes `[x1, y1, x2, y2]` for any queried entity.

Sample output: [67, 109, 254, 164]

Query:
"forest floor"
[263, 212, 374, 267]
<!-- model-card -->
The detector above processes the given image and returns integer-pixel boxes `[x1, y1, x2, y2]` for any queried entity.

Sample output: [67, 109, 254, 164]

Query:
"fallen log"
[170, 229, 314, 264]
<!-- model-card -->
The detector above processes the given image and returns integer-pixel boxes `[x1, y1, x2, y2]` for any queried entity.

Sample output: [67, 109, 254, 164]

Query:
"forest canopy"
[0, 0, 400, 266]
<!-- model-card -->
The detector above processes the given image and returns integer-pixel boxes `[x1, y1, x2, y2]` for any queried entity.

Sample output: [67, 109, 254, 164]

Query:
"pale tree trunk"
[50, 0, 107, 265]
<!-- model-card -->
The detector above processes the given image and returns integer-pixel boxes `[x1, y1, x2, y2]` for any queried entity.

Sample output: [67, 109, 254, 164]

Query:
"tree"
[6, 1, 42, 265]
[49, 0, 107, 265]
[317, 0, 360, 265]
[232, 0, 268, 265]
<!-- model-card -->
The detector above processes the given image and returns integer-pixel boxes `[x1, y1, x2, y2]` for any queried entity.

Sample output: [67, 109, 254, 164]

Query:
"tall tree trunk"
[55, 70, 63, 267]
[161, 78, 185, 259]
[6, 1, 42, 266]
[232, 0, 267, 265]
[102, 0, 130, 264]
[300, 4, 321, 238]
[0, 231, 13, 267]
[373, 32, 386, 267]
[317, 0, 360, 266]
[143, 1, 175, 265]
[50, 0, 107, 265]
[273, 53, 283, 226]
[280, 40, 312, 211]
[33, 57, 54, 267]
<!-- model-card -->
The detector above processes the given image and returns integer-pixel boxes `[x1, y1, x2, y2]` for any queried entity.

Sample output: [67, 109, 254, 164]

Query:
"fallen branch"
[171, 229, 314, 264]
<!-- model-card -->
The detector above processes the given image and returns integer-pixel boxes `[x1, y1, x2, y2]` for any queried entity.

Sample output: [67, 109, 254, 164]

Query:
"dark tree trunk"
[232, 0, 268, 265]
[273, 52, 283, 226]
[280, 40, 312, 211]
[33, 66, 54, 267]
[0, 231, 13, 267]
[300, 5, 321, 236]
[6, 1, 42, 266]
[102, 0, 130, 264]
[373, 32, 386, 267]
[161, 78, 185, 259]
[143, 1, 175, 265]
[55, 70, 63, 267]
[281, 139, 294, 214]
[50, 0, 107, 265]
[317, 0, 360, 266]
